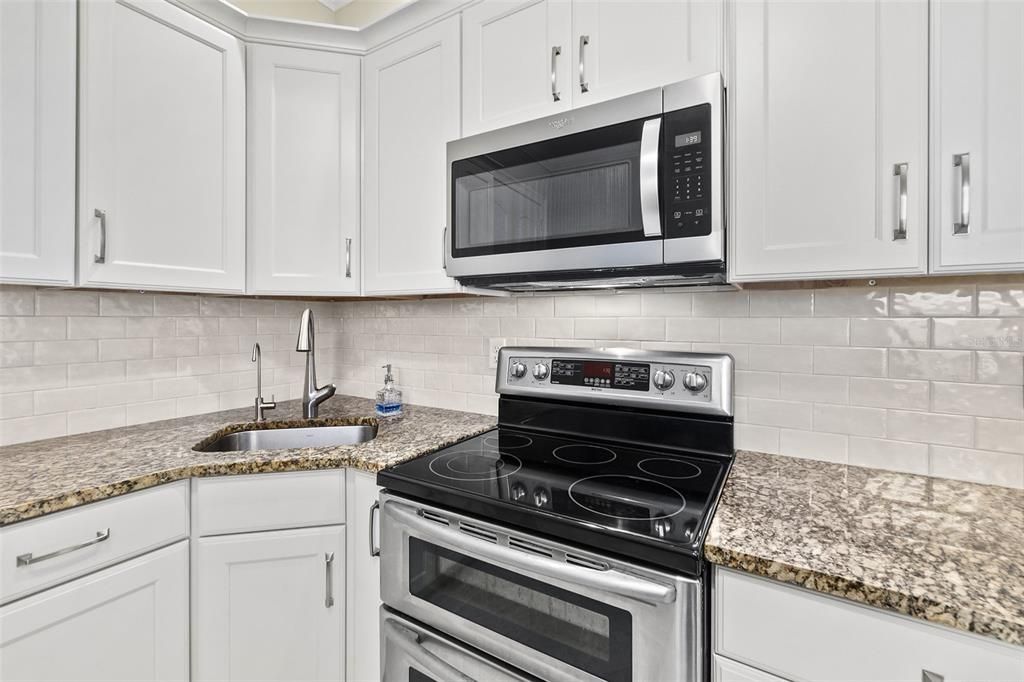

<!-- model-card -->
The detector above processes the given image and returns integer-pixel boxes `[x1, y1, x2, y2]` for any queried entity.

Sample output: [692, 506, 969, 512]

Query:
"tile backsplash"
[2, 282, 1022, 489]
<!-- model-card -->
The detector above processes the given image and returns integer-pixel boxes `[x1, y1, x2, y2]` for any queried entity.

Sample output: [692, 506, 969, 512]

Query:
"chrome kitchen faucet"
[296, 308, 336, 419]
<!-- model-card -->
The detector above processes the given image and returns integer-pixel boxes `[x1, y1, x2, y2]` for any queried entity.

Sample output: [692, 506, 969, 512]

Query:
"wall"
[0, 286, 344, 446]
[2, 282, 1022, 489]
[333, 283, 1024, 489]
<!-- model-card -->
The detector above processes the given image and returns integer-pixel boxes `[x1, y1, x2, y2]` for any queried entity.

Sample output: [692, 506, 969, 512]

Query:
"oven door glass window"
[451, 118, 651, 258]
[408, 538, 632, 682]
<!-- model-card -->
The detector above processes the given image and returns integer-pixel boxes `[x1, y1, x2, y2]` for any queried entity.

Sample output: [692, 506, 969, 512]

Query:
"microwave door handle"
[383, 618, 476, 682]
[640, 117, 662, 237]
[385, 501, 676, 605]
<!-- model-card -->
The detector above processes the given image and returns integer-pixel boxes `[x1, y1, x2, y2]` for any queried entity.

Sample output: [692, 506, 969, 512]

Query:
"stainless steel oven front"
[379, 493, 703, 682]
[445, 73, 724, 286]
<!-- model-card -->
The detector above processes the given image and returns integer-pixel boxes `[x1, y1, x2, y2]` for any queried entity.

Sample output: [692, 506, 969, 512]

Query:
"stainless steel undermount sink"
[196, 424, 378, 452]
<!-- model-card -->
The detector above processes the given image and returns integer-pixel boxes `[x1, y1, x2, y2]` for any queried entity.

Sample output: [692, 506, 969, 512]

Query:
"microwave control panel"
[662, 103, 712, 238]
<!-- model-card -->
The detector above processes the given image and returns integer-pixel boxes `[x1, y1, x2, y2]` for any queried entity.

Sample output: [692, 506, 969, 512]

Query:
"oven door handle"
[386, 501, 676, 605]
[639, 117, 663, 238]
[383, 617, 476, 682]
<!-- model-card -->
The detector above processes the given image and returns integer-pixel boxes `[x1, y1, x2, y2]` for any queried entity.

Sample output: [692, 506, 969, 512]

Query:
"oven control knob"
[533, 487, 550, 507]
[683, 372, 708, 392]
[511, 482, 528, 502]
[510, 362, 527, 379]
[532, 363, 549, 381]
[652, 369, 675, 391]
[653, 518, 673, 538]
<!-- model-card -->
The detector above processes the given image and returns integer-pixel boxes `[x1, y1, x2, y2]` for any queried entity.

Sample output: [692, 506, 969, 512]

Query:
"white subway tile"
[175, 317, 220, 337]
[850, 318, 929, 348]
[813, 403, 886, 437]
[126, 358, 177, 381]
[33, 340, 97, 365]
[67, 406, 125, 435]
[68, 317, 125, 340]
[691, 343, 750, 368]
[778, 429, 848, 463]
[746, 398, 813, 429]
[692, 291, 749, 317]
[617, 317, 665, 341]
[1, 317, 66, 341]
[67, 361, 125, 386]
[500, 317, 535, 337]
[99, 292, 153, 317]
[929, 445, 1023, 488]
[892, 285, 975, 317]
[201, 297, 240, 317]
[975, 418, 1024, 455]
[848, 437, 929, 475]
[814, 287, 888, 317]
[33, 386, 98, 415]
[0, 413, 66, 445]
[536, 318, 573, 338]
[748, 290, 813, 317]
[98, 338, 152, 361]
[554, 295, 595, 317]
[978, 285, 1024, 317]
[515, 296, 553, 317]
[35, 290, 99, 316]
[0, 392, 34, 419]
[95, 381, 154, 407]
[735, 370, 780, 398]
[932, 382, 1023, 419]
[481, 299, 518, 318]
[749, 345, 813, 374]
[734, 424, 780, 453]
[933, 317, 1023, 350]
[781, 318, 848, 346]
[0, 287, 35, 316]
[155, 294, 201, 317]
[574, 318, 619, 339]
[0, 342, 33, 368]
[176, 356, 220, 376]
[779, 373, 848, 403]
[889, 348, 973, 381]
[592, 294, 641, 317]
[641, 292, 692, 317]
[219, 317, 257, 336]
[975, 351, 1023, 385]
[720, 318, 780, 344]
[153, 337, 198, 358]
[848, 377, 929, 411]
[887, 410, 974, 447]
[666, 318, 720, 342]
[813, 347, 886, 377]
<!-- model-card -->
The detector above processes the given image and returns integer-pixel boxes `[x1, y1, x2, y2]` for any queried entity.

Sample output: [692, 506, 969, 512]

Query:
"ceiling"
[227, 0, 415, 29]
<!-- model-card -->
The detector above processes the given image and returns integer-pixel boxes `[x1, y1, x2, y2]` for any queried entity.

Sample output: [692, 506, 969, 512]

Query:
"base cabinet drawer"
[0, 540, 189, 681]
[714, 568, 1024, 682]
[714, 655, 789, 682]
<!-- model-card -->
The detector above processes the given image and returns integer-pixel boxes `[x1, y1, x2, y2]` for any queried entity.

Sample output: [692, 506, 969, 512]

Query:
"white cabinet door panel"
[248, 45, 361, 295]
[0, 0, 76, 285]
[729, 0, 928, 281]
[192, 526, 345, 681]
[0, 541, 189, 681]
[572, 0, 723, 106]
[931, 0, 1024, 272]
[79, 0, 245, 292]
[346, 469, 382, 682]
[362, 16, 461, 295]
[462, 0, 572, 135]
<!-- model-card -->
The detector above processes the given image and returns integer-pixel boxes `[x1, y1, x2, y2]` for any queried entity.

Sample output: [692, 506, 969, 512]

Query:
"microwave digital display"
[675, 131, 702, 147]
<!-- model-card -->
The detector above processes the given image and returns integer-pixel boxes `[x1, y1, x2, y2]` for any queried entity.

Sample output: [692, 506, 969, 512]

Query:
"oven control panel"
[498, 347, 732, 417]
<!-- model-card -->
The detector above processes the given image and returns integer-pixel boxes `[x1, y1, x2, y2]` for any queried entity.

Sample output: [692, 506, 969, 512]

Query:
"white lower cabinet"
[192, 526, 346, 682]
[714, 655, 787, 682]
[714, 567, 1024, 682]
[0, 540, 190, 681]
[345, 470, 382, 682]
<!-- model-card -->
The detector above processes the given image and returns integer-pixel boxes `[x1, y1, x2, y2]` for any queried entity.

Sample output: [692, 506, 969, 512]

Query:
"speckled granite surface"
[0, 395, 495, 526]
[706, 450, 1024, 647]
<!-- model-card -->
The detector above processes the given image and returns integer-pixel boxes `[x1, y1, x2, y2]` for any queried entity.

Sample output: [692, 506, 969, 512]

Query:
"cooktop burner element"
[428, 449, 523, 481]
[638, 457, 703, 480]
[568, 475, 686, 520]
[553, 443, 617, 465]
[482, 433, 532, 449]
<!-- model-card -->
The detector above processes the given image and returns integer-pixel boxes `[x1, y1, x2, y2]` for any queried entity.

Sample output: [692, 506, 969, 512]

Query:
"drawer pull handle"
[892, 162, 908, 240]
[369, 501, 380, 557]
[922, 671, 944, 682]
[953, 152, 970, 234]
[93, 209, 107, 263]
[16, 529, 111, 567]
[551, 45, 562, 102]
[324, 552, 335, 608]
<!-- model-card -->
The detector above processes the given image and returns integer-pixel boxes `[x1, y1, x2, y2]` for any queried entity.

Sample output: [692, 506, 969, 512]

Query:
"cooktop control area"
[498, 347, 732, 417]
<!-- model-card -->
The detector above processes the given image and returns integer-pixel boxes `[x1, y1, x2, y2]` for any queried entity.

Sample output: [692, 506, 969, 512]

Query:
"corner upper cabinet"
[571, 0, 723, 107]
[461, 0, 572, 136]
[728, 0, 929, 281]
[78, 0, 245, 293]
[930, 0, 1024, 273]
[0, 0, 76, 286]
[362, 15, 461, 295]
[247, 45, 361, 295]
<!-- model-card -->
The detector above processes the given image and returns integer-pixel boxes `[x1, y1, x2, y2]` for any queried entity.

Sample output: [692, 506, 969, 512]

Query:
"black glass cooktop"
[378, 425, 731, 575]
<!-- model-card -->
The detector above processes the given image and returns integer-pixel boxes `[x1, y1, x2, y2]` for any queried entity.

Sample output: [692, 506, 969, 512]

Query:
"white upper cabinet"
[572, 0, 723, 107]
[247, 45, 361, 295]
[729, 0, 929, 281]
[362, 15, 461, 295]
[78, 0, 245, 293]
[930, 0, 1024, 273]
[0, 0, 76, 286]
[462, 0, 572, 136]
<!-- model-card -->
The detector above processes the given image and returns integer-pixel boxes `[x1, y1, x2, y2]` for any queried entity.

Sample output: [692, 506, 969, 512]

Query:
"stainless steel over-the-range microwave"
[445, 73, 725, 291]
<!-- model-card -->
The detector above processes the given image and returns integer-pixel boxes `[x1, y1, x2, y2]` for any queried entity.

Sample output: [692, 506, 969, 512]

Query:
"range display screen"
[551, 359, 650, 391]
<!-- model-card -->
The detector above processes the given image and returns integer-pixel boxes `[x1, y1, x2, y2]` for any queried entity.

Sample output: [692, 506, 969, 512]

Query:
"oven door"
[445, 88, 665, 279]
[381, 608, 536, 682]
[380, 494, 702, 682]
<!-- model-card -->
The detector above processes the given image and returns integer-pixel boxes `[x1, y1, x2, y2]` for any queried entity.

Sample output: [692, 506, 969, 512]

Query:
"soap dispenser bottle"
[375, 364, 403, 418]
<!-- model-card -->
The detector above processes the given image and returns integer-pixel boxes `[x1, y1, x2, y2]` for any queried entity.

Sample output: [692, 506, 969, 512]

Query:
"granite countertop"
[706, 450, 1024, 647]
[0, 394, 495, 527]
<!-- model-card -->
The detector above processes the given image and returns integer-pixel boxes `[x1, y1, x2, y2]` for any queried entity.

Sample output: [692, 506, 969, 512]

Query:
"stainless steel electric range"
[377, 347, 735, 682]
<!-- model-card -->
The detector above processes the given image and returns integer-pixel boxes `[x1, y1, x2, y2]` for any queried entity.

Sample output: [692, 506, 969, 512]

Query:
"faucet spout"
[295, 308, 336, 419]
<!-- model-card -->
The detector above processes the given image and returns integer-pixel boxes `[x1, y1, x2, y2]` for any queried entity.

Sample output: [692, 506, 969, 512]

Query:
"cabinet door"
[572, 0, 722, 107]
[729, 0, 928, 281]
[346, 470, 382, 682]
[931, 0, 1024, 272]
[362, 15, 461, 295]
[0, 0, 75, 286]
[78, 0, 245, 293]
[192, 526, 345, 682]
[462, 0, 572, 136]
[248, 45, 361, 295]
[0, 541, 189, 681]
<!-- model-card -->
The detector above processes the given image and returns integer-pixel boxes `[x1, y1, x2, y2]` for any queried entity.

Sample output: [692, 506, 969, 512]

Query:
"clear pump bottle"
[375, 364, 403, 418]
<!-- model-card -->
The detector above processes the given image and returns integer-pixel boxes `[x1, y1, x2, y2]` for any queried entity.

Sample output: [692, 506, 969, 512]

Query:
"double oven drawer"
[379, 493, 702, 682]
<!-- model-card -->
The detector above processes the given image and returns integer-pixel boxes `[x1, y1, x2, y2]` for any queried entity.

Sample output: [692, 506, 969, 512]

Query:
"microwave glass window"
[408, 538, 632, 682]
[451, 118, 649, 258]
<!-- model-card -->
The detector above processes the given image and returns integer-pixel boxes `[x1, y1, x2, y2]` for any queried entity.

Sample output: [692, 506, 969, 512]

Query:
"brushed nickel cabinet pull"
[369, 501, 380, 557]
[893, 162, 908, 240]
[17, 529, 111, 566]
[551, 46, 562, 102]
[345, 238, 352, 278]
[93, 209, 107, 263]
[579, 35, 590, 93]
[324, 551, 335, 608]
[953, 153, 970, 234]
[922, 670, 944, 682]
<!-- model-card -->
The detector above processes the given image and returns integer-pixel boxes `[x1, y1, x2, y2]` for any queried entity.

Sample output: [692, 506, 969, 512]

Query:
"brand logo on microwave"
[548, 117, 574, 130]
